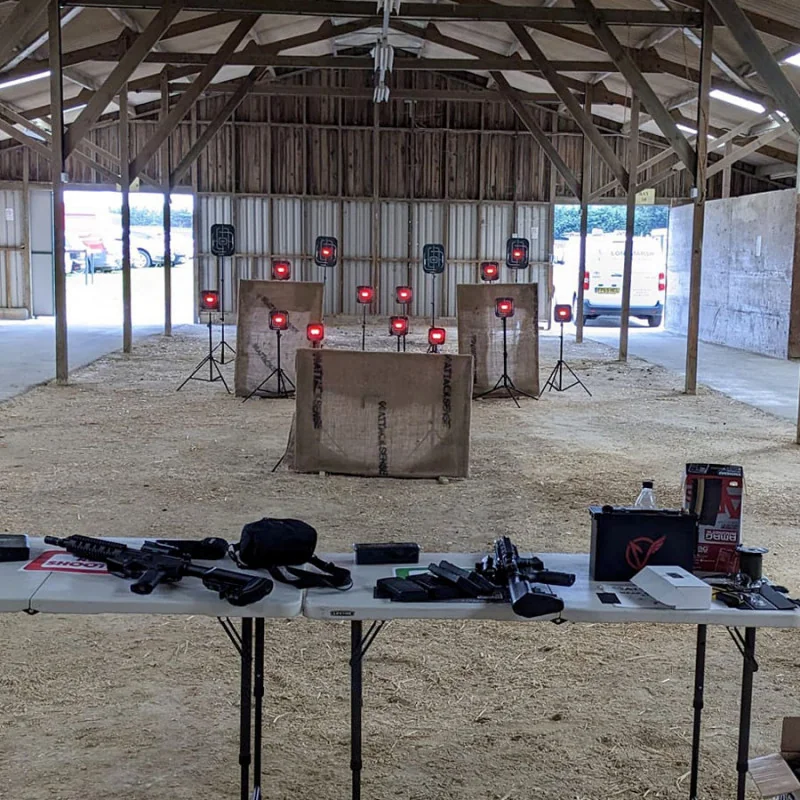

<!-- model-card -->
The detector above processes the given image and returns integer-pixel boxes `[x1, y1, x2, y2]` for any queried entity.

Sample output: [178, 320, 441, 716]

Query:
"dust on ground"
[1, 319, 798, 800]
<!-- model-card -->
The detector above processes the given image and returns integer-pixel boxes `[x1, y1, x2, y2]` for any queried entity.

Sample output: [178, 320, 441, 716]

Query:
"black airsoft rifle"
[44, 535, 272, 607]
[374, 537, 575, 619]
[476, 536, 575, 618]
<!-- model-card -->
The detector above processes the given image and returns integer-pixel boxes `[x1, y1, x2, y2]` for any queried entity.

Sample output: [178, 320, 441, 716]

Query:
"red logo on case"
[625, 535, 667, 571]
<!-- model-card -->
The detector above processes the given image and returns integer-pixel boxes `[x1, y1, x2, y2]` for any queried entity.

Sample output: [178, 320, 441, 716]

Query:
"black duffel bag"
[231, 518, 351, 590]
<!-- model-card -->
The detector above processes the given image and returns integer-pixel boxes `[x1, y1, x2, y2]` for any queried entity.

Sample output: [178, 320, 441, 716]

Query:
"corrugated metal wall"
[0, 189, 26, 310]
[197, 194, 551, 318]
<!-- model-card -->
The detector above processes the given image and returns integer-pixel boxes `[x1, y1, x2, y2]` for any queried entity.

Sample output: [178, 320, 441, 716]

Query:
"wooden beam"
[120, 85, 132, 354]
[106, 6, 168, 52]
[0, 0, 48, 72]
[129, 17, 256, 179]
[576, 82, 592, 344]
[91, 52, 624, 72]
[707, 0, 800, 136]
[706, 121, 794, 178]
[619, 96, 639, 362]
[508, 21, 628, 191]
[789, 141, 800, 370]
[49, 0, 67, 384]
[0, 114, 50, 159]
[491, 71, 580, 198]
[63, 1, 704, 26]
[64, 1, 183, 157]
[161, 70, 172, 337]
[572, 0, 697, 176]
[170, 66, 265, 185]
[685, 0, 713, 396]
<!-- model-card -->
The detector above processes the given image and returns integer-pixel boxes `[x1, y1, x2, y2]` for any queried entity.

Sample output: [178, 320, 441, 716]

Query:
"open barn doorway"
[552, 204, 670, 329]
[64, 190, 195, 329]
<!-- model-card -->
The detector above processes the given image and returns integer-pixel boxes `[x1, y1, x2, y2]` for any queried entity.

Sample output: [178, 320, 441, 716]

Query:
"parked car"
[65, 236, 87, 273]
[106, 232, 187, 269]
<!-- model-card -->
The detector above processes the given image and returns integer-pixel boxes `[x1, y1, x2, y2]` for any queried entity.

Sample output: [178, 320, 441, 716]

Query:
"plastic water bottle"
[635, 481, 657, 509]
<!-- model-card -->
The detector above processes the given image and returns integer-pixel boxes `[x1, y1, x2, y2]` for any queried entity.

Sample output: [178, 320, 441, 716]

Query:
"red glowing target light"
[396, 285, 413, 304]
[356, 285, 374, 304]
[269, 310, 289, 331]
[200, 290, 220, 311]
[428, 327, 446, 347]
[554, 304, 573, 323]
[495, 298, 515, 319]
[272, 260, 291, 280]
[306, 322, 325, 343]
[390, 316, 409, 336]
[480, 262, 500, 282]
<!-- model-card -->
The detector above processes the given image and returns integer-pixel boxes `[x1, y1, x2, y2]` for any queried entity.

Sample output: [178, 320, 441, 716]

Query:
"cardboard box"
[631, 565, 711, 609]
[749, 718, 800, 798]
[684, 464, 744, 573]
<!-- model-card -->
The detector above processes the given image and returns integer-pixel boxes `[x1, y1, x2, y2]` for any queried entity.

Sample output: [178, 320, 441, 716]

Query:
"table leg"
[240, 618, 253, 800]
[253, 618, 265, 799]
[351, 621, 363, 800]
[736, 628, 757, 800]
[689, 624, 707, 800]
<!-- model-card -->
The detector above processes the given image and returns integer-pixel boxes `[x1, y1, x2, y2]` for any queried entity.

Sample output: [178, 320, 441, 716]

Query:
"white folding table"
[305, 551, 800, 800]
[5, 537, 305, 800]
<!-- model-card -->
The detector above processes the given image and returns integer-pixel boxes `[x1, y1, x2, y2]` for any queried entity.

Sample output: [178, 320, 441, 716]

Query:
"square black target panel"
[210, 224, 235, 257]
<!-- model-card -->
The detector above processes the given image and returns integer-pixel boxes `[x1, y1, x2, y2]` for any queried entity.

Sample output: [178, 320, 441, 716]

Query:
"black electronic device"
[314, 236, 338, 268]
[375, 577, 429, 602]
[589, 506, 698, 582]
[506, 237, 530, 269]
[354, 542, 420, 565]
[0, 534, 30, 562]
[422, 243, 445, 275]
[210, 223, 235, 257]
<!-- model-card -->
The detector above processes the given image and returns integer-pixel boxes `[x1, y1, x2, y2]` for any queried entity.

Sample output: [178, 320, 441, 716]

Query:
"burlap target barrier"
[292, 349, 472, 478]
[456, 283, 539, 397]
[234, 280, 324, 397]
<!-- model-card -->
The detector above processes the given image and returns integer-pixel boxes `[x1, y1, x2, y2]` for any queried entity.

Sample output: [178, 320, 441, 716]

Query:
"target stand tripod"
[211, 253, 236, 364]
[474, 314, 538, 409]
[543, 321, 591, 396]
[177, 314, 231, 393]
[243, 327, 295, 402]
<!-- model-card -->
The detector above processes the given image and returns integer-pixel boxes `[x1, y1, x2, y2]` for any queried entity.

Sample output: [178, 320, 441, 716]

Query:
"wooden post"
[161, 71, 172, 336]
[120, 85, 132, 353]
[721, 141, 733, 199]
[685, 0, 714, 395]
[793, 140, 800, 444]
[21, 147, 31, 317]
[576, 83, 593, 344]
[371, 101, 380, 313]
[49, 0, 68, 383]
[619, 95, 639, 362]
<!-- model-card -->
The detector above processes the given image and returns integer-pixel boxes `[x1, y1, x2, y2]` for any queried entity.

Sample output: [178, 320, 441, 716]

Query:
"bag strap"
[229, 545, 352, 591]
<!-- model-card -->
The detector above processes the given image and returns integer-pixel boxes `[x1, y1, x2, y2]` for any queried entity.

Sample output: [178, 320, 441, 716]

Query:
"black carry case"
[589, 506, 697, 581]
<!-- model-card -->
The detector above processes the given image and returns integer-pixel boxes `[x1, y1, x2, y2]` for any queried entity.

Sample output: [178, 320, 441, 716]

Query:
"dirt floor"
[1, 318, 799, 800]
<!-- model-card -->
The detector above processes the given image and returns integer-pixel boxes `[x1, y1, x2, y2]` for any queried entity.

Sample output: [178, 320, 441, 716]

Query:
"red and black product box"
[589, 506, 698, 581]
[684, 464, 744, 573]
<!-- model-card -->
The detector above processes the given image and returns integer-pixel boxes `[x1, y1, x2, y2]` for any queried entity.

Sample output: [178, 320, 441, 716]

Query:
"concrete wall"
[666, 189, 797, 359]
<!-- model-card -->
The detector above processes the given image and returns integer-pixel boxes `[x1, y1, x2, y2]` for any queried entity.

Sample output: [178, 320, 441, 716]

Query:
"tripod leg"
[542, 361, 560, 393]
[560, 360, 592, 397]
[473, 373, 505, 400]
[243, 369, 279, 402]
[176, 355, 214, 391]
[211, 357, 231, 393]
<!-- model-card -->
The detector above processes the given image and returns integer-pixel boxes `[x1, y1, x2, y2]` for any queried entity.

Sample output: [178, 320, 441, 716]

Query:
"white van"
[561, 230, 666, 328]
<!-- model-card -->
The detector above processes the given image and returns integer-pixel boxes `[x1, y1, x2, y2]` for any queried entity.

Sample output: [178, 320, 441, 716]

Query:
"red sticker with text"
[22, 550, 109, 574]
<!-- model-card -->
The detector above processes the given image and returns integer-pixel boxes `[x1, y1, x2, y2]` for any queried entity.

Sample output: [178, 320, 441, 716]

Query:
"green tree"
[554, 204, 669, 238]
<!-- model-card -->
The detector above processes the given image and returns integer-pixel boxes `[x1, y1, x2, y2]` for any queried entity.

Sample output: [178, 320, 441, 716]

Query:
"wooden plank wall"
[0, 69, 783, 200]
